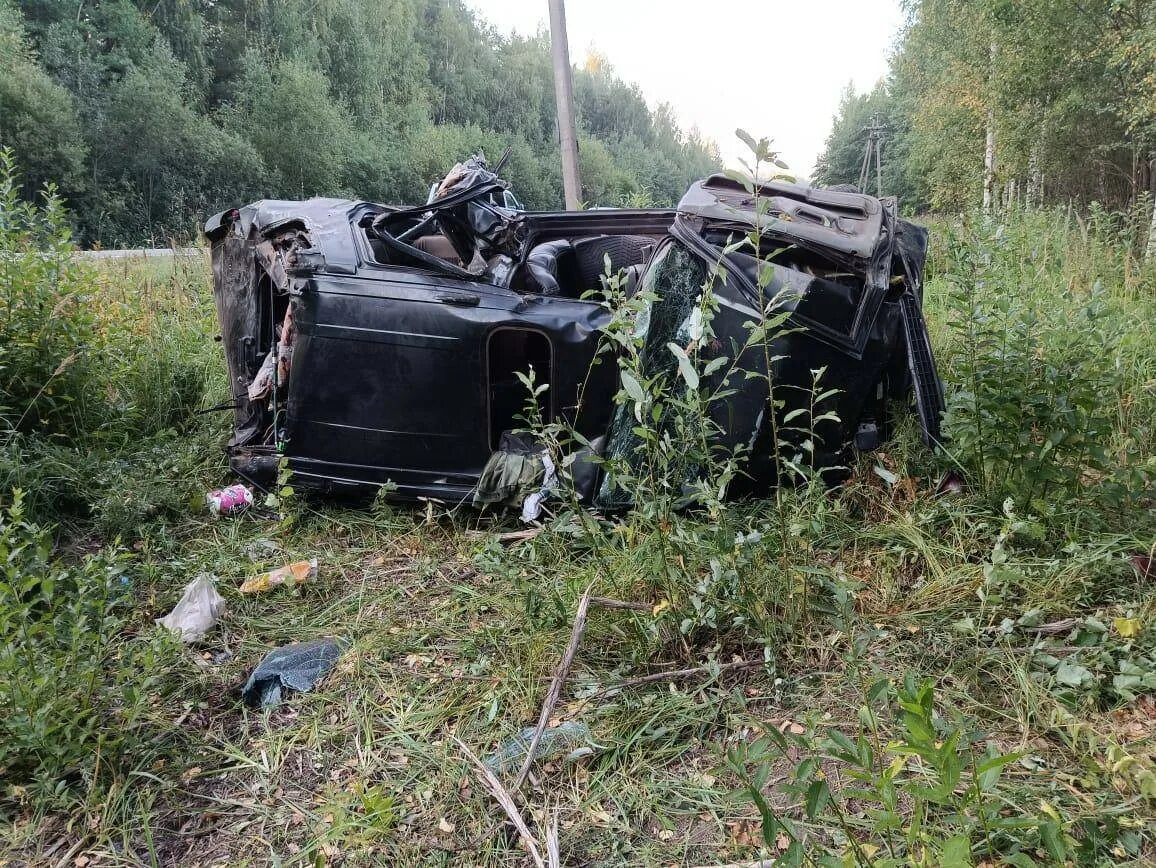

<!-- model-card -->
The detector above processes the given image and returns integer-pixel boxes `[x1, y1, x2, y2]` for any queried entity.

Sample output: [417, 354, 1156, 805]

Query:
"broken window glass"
[596, 241, 710, 508]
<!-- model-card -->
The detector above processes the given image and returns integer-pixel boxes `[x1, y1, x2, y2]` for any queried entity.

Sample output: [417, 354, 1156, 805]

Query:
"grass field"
[2, 193, 1155, 865]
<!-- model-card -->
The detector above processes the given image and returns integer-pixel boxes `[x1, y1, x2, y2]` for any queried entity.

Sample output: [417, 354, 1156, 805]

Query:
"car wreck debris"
[241, 637, 344, 707]
[206, 156, 944, 507]
[246, 304, 295, 404]
[472, 432, 559, 521]
[156, 574, 225, 643]
[239, 558, 318, 594]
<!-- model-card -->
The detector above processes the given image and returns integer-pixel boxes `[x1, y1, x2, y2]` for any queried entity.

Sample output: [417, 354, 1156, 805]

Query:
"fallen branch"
[51, 838, 90, 868]
[586, 658, 765, 700]
[514, 585, 594, 792]
[454, 736, 547, 868]
[488, 528, 543, 545]
[1023, 618, 1081, 635]
[982, 618, 1080, 637]
[545, 809, 561, 868]
[589, 595, 650, 612]
[375, 565, 412, 578]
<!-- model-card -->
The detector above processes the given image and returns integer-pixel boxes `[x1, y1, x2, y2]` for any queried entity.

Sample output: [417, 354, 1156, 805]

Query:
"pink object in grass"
[206, 484, 254, 516]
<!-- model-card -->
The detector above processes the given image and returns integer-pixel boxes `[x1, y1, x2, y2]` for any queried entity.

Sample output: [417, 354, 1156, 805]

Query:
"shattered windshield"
[597, 241, 709, 508]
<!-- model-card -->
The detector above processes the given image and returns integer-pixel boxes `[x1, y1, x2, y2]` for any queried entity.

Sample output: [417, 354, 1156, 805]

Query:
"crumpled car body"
[205, 166, 943, 504]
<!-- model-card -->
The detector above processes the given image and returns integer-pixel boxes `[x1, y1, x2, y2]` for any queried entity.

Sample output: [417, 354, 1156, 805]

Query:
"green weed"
[0, 491, 185, 805]
[722, 676, 1145, 865]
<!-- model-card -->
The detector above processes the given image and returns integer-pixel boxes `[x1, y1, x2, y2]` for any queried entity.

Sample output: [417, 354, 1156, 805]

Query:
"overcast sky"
[466, 0, 905, 180]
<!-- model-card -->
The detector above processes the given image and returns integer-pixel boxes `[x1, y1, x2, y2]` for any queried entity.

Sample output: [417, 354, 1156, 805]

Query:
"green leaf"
[940, 835, 972, 866]
[746, 784, 780, 850]
[719, 167, 755, 194]
[795, 756, 819, 781]
[702, 355, 729, 377]
[1055, 662, 1094, 687]
[735, 128, 759, 157]
[803, 779, 830, 819]
[976, 751, 1021, 791]
[782, 407, 809, 423]
[903, 710, 936, 744]
[620, 370, 646, 404]
[1039, 820, 1066, 861]
[666, 342, 699, 391]
[825, 729, 861, 765]
[867, 678, 891, 704]
[815, 387, 841, 404]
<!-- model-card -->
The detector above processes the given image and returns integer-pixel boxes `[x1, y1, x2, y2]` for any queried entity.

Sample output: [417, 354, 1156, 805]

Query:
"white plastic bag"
[156, 574, 225, 643]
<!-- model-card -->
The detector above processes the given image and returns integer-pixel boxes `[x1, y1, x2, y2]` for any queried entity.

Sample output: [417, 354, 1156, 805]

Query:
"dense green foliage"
[0, 491, 182, 799]
[814, 0, 1156, 224]
[0, 151, 220, 532]
[0, 0, 719, 246]
[936, 212, 1155, 512]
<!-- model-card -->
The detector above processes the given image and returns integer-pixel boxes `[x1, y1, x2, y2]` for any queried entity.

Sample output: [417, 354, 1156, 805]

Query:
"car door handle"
[435, 292, 480, 306]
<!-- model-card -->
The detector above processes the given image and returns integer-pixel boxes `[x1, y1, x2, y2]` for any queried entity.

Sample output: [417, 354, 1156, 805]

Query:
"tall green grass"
[927, 208, 1155, 524]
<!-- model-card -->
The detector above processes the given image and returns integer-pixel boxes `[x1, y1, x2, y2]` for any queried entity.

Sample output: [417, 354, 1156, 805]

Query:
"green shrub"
[0, 491, 181, 800]
[0, 433, 90, 521]
[0, 149, 99, 437]
[935, 213, 1155, 516]
[0, 151, 222, 531]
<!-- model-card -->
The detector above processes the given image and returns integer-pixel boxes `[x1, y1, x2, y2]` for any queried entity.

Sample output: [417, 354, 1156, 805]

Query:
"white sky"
[466, 0, 904, 180]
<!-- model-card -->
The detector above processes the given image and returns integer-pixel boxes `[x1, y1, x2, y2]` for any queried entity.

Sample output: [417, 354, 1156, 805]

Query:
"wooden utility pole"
[548, 0, 582, 210]
[858, 113, 885, 196]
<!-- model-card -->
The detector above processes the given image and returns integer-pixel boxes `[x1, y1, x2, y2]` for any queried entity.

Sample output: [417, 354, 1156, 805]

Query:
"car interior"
[360, 207, 660, 300]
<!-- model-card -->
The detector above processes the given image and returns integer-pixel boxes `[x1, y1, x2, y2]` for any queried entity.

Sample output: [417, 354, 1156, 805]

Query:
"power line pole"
[548, 0, 582, 210]
[858, 113, 885, 196]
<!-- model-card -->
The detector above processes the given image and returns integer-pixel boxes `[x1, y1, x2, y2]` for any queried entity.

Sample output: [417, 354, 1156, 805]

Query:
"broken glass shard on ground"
[242, 637, 345, 707]
[482, 721, 595, 774]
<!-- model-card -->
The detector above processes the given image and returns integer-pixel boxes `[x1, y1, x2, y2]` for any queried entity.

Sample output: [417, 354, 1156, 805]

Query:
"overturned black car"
[205, 156, 943, 506]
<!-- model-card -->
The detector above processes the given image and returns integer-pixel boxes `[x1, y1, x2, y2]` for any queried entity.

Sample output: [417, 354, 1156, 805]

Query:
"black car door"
[284, 266, 523, 498]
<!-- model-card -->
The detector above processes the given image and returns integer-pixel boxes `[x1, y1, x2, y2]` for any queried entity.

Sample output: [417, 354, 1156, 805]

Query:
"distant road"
[77, 248, 204, 259]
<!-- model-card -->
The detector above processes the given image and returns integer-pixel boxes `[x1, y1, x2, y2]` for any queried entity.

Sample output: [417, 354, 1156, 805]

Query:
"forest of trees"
[6, 0, 1154, 247]
[0, 0, 721, 246]
[814, 0, 1156, 239]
